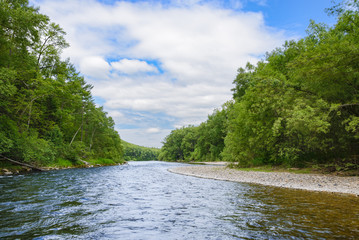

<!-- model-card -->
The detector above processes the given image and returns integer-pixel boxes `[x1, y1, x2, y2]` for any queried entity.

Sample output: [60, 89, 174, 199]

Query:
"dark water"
[0, 161, 358, 239]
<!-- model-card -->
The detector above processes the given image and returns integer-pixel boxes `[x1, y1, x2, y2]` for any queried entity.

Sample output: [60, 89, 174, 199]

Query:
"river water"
[0, 161, 358, 239]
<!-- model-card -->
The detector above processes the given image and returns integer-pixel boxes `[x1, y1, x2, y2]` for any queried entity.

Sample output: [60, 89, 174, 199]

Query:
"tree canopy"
[122, 141, 160, 161]
[160, 0, 359, 171]
[159, 107, 228, 162]
[0, 0, 124, 168]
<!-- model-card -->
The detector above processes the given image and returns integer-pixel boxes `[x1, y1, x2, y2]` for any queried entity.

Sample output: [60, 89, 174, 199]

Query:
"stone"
[3, 169, 13, 175]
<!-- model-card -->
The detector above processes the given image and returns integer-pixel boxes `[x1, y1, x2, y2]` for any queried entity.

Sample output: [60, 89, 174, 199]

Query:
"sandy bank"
[168, 165, 359, 196]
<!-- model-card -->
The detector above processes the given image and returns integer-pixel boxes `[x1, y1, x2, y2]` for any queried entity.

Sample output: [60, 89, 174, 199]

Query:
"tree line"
[159, 108, 227, 162]
[0, 0, 124, 168]
[159, 0, 359, 170]
[122, 141, 160, 161]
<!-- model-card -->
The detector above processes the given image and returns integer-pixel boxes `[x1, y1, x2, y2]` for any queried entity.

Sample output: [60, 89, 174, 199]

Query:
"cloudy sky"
[30, 0, 335, 147]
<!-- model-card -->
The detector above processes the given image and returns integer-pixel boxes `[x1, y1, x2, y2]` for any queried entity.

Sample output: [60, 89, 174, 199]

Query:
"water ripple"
[1, 161, 358, 239]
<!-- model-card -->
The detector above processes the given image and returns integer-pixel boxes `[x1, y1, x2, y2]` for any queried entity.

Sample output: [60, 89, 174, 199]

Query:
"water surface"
[0, 161, 358, 239]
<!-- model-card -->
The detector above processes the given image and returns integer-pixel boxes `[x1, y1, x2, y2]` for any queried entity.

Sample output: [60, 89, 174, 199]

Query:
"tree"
[223, 1, 359, 167]
[160, 0, 359, 170]
[122, 141, 160, 161]
[0, 0, 124, 167]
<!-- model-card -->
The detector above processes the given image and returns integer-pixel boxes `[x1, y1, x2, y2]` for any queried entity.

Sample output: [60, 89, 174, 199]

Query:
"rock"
[169, 166, 359, 196]
[3, 169, 13, 175]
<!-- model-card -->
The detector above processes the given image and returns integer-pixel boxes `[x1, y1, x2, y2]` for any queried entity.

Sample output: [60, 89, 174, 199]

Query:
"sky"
[30, 0, 336, 148]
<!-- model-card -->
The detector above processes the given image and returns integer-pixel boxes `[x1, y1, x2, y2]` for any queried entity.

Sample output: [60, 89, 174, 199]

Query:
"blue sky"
[242, 0, 335, 35]
[31, 0, 336, 147]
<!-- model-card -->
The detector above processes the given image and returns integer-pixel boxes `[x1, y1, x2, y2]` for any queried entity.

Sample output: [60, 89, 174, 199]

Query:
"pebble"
[168, 166, 359, 196]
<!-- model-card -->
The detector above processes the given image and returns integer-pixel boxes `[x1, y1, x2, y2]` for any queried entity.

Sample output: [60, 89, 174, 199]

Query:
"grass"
[47, 158, 76, 168]
[229, 164, 316, 174]
[229, 163, 359, 176]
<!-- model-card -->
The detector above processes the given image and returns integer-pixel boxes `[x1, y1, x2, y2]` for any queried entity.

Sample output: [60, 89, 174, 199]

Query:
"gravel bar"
[168, 166, 359, 196]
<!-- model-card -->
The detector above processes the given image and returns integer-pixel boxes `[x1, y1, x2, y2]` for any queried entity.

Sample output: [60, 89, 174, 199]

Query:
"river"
[0, 161, 358, 239]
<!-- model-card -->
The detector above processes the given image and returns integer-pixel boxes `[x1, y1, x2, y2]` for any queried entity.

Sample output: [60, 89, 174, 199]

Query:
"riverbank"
[0, 158, 127, 175]
[168, 165, 359, 196]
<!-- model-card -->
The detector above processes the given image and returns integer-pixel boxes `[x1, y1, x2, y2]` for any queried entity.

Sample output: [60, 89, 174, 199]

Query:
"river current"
[0, 161, 358, 239]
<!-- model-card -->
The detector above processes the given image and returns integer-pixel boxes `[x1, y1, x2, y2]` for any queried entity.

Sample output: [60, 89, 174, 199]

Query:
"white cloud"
[106, 110, 125, 123]
[93, 78, 230, 120]
[79, 56, 111, 79]
[119, 128, 171, 148]
[111, 59, 158, 74]
[146, 128, 161, 133]
[31, 0, 289, 147]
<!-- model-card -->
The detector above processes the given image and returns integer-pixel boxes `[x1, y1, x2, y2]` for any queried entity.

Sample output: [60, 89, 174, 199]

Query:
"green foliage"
[159, 127, 185, 161]
[160, 1, 359, 170]
[0, 131, 13, 155]
[0, 68, 16, 99]
[0, 0, 124, 168]
[159, 126, 193, 161]
[87, 158, 117, 165]
[194, 107, 228, 161]
[159, 107, 227, 162]
[223, 1, 359, 167]
[15, 132, 55, 165]
[63, 141, 87, 162]
[123, 141, 160, 161]
[0, 116, 15, 154]
[48, 158, 74, 168]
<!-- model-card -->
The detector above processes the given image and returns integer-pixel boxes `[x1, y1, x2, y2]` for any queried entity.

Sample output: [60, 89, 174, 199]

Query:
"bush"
[87, 158, 116, 165]
[16, 132, 55, 166]
[63, 141, 90, 162]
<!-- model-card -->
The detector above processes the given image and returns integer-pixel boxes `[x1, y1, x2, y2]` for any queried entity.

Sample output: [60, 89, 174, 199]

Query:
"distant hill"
[122, 141, 160, 161]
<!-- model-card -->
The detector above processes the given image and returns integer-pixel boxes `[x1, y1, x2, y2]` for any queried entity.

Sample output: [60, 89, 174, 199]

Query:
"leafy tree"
[159, 107, 228, 162]
[160, 0, 359, 171]
[223, 0, 359, 167]
[0, 0, 124, 168]
[159, 127, 188, 161]
[122, 141, 160, 161]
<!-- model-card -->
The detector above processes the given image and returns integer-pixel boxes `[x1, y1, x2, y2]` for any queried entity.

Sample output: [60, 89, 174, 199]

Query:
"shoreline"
[168, 165, 359, 196]
[0, 161, 128, 176]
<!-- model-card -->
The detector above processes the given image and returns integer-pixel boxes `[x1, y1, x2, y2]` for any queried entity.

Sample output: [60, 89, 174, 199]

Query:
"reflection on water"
[0, 161, 358, 239]
[224, 185, 359, 239]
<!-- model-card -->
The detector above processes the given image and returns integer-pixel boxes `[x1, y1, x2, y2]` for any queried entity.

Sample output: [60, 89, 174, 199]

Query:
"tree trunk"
[0, 155, 46, 172]
[26, 101, 33, 131]
[69, 123, 83, 146]
[89, 127, 96, 151]
[18, 95, 45, 132]
[81, 103, 84, 142]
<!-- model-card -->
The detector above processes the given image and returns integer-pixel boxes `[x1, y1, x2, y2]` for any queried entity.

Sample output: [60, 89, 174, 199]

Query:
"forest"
[122, 141, 160, 161]
[159, 0, 359, 172]
[0, 0, 124, 169]
[2, 0, 359, 173]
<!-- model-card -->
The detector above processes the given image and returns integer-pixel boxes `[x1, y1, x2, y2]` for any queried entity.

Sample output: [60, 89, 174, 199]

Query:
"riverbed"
[169, 165, 359, 195]
[1, 161, 358, 239]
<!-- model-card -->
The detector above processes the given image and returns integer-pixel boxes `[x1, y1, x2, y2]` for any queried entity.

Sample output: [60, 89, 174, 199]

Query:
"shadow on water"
[0, 161, 358, 239]
[221, 183, 359, 239]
